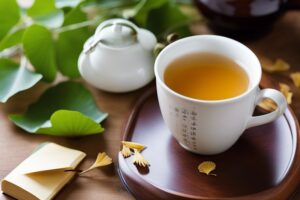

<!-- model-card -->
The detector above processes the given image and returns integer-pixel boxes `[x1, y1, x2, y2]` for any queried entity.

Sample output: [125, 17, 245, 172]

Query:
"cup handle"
[246, 89, 287, 129]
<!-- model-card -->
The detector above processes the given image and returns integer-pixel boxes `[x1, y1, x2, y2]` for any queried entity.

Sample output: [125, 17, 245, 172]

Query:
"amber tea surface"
[164, 52, 249, 100]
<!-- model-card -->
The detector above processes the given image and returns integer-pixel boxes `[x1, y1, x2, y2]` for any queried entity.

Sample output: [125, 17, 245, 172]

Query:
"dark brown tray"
[117, 86, 300, 200]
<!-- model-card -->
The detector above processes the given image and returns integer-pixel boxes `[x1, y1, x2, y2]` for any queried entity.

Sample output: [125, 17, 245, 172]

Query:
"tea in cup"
[164, 52, 249, 101]
[154, 35, 287, 155]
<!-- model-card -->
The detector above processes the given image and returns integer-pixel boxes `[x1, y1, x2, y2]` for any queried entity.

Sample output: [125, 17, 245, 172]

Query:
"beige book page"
[20, 143, 86, 174]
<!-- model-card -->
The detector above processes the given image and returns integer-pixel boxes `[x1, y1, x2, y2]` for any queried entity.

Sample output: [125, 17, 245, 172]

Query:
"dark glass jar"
[194, 0, 300, 37]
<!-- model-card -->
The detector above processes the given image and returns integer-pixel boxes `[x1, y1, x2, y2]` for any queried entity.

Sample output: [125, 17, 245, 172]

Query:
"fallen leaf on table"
[121, 145, 132, 158]
[198, 161, 216, 176]
[80, 152, 112, 175]
[262, 58, 290, 73]
[133, 149, 150, 167]
[290, 72, 300, 87]
[9, 81, 108, 137]
[122, 141, 146, 152]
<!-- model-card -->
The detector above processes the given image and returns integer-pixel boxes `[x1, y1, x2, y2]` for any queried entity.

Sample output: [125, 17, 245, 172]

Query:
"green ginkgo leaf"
[0, 0, 20, 40]
[55, 5, 91, 78]
[146, 1, 190, 36]
[133, 0, 167, 27]
[55, 0, 82, 8]
[27, 0, 64, 28]
[9, 81, 108, 136]
[0, 29, 25, 51]
[0, 59, 42, 103]
[37, 110, 105, 136]
[23, 24, 57, 82]
[131, 0, 191, 39]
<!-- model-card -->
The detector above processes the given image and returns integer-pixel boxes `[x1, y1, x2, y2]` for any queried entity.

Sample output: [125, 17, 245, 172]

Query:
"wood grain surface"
[1, 10, 300, 200]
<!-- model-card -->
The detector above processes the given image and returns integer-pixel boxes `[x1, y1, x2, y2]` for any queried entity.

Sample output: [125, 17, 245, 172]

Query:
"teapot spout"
[138, 29, 157, 51]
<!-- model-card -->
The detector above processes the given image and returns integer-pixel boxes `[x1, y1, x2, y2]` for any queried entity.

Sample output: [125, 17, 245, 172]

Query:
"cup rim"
[154, 35, 262, 104]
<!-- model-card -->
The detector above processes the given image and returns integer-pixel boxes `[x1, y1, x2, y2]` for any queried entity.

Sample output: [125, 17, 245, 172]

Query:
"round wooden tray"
[117, 85, 300, 200]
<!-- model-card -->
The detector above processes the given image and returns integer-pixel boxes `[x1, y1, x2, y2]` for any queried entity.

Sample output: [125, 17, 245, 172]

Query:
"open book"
[1, 143, 86, 200]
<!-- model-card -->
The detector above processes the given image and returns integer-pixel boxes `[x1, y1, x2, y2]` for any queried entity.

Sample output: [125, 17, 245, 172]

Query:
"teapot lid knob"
[84, 19, 139, 54]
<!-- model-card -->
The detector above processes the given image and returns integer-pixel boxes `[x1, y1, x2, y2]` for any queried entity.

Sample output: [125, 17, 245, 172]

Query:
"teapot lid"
[98, 23, 137, 47]
[84, 19, 139, 53]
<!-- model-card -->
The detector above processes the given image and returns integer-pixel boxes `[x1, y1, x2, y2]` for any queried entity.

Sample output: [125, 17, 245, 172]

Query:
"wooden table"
[1, 10, 300, 200]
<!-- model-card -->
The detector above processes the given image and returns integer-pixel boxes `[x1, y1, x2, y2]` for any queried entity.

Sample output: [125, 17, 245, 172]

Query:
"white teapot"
[78, 18, 157, 92]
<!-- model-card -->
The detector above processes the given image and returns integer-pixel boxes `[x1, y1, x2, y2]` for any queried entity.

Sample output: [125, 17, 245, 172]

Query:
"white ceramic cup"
[154, 35, 287, 155]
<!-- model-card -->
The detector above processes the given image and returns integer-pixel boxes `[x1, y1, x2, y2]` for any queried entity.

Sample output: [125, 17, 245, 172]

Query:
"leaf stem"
[20, 56, 27, 69]
[54, 16, 104, 34]
[54, 3, 132, 34]
[0, 45, 22, 58]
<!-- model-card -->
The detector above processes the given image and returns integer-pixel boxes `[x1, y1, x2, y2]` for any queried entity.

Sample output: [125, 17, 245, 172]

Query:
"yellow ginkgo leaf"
[198, 161, 216, 176]
[259, 82, 293, 112]
[259, 99, 277, 112]
[121, 144, 132, 158]
[290, 72, 300, 87]
[133, 149, 149, 167]
[262, 59, 290, 73]
[122, 141, 146, 152]
[80, 152, 112, 175]
[279, 83, 293, 104]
